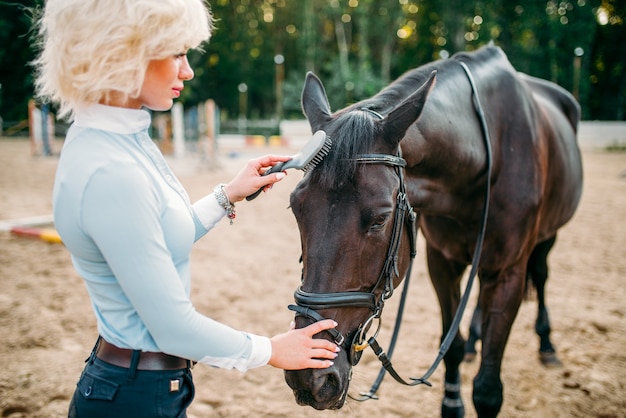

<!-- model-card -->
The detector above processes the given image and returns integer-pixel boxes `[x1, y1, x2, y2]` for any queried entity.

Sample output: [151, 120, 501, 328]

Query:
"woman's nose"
[180, 56, 194, 81]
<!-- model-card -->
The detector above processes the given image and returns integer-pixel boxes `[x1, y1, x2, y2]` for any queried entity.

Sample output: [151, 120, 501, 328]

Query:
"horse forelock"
[311, 110, 379, 190]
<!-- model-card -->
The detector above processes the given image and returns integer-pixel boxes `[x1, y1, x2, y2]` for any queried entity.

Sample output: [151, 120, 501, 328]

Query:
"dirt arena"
[0, 132, 624, 417]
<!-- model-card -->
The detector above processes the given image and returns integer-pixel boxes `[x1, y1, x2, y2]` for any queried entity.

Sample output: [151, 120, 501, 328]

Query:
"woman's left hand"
[224, 155, 292, 202]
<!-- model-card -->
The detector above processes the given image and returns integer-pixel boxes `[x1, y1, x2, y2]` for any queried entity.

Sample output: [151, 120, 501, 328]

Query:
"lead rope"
[350, 60, 493, 399]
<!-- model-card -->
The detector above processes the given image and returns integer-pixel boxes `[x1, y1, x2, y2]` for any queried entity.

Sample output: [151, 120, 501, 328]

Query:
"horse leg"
[464, 300, 482, 362]
[472, 266, 525, 418]
[426, 245, 467, 418]
[527, 235, 562, 367]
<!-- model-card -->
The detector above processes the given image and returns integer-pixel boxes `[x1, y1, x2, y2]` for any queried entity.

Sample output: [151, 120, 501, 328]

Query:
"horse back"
[457, 47, 583, 240]
[404, 46, 583, 266]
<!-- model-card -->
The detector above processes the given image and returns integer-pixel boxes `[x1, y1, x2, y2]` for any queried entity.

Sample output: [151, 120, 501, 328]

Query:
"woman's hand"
[224, 155, 292, 203]
[268, 319, 340, 370]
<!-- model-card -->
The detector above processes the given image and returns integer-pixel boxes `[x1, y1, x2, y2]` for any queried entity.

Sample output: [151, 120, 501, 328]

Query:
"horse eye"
[369, 214, 389, 231]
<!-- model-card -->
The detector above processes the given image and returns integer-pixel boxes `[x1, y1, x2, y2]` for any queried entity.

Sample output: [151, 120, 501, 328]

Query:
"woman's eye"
[175, 52, 186, 59]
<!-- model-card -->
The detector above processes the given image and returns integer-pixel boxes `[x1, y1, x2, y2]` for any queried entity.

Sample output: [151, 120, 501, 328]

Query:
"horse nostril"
[311, 367, 340, 402]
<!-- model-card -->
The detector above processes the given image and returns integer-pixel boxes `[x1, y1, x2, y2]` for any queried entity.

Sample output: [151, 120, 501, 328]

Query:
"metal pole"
[238, 83, 248, 134]
[573, 47, 584, 101]
[274, 54, 284, 122]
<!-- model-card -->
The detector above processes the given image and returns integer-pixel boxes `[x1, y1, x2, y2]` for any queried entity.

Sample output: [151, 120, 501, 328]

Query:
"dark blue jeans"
[68, 351, 194, 417]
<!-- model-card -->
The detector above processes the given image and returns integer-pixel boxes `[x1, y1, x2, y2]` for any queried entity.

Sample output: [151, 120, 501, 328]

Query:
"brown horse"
[284, 45, 583, 417]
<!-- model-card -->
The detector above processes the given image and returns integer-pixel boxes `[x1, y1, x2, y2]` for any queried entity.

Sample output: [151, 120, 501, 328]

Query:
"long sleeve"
[53, 105, 272, 371]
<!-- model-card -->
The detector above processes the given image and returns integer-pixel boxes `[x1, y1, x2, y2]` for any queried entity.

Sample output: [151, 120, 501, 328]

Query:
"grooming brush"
[246, 130, 332, 201]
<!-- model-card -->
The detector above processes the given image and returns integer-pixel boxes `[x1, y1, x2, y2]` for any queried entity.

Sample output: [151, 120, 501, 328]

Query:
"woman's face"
[127, 53, 194, 111]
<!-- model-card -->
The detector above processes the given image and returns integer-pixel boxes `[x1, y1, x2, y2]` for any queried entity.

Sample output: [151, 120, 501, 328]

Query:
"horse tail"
[524, 271, 536, 301]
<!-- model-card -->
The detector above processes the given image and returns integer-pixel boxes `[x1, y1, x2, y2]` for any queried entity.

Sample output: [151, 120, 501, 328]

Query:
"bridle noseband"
[289, 151, 417, 366]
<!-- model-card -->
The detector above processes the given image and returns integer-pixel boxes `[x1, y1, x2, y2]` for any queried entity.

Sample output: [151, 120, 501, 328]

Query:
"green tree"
[1, 0, 623, 126]
[478, 1, 598, 118]
[0, 1, 42, 127]
[587, 0, 626, 119]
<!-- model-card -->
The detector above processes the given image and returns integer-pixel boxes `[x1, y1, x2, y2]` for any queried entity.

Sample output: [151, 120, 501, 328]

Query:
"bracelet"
[214, 184, 236, 225]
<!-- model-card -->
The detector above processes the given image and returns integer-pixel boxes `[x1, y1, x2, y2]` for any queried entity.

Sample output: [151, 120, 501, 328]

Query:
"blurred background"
[0, 0, 624, 139]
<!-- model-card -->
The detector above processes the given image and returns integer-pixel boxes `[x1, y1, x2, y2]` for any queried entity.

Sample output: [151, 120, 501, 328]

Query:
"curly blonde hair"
[33, 0, 213, 120]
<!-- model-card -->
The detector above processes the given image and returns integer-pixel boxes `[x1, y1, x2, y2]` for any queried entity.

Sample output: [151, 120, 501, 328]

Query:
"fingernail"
[333, 321, 338, 327]
[328, 361, 334, 366]
[334, 346, 341, 352]
[276, 172, 286, 180]
[333, 352, 338, 358]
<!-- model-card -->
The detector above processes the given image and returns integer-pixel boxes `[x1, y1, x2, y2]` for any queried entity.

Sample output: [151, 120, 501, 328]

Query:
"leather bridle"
[288, 60, 493, 400]
[289, 152, 417, 366]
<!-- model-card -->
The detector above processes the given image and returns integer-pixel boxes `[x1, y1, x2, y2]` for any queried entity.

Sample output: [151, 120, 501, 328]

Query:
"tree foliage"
[0, 0, 42, 124]
[1, 0, 624, 126]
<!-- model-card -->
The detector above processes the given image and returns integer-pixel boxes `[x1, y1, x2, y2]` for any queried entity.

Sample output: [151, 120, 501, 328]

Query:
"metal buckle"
[350, 315, 382, 365]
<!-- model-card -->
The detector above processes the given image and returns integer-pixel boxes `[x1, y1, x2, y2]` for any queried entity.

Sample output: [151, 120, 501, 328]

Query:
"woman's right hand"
[268, 319, 340, 370]
[224, 155, 292, 203]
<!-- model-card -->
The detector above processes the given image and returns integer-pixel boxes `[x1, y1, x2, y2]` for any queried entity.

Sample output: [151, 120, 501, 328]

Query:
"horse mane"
[305, 57, 450, 190]
[309, 110, 378, 190]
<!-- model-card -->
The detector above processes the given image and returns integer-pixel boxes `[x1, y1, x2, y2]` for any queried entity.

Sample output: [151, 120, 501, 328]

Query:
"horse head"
[284, 70, 436, 410]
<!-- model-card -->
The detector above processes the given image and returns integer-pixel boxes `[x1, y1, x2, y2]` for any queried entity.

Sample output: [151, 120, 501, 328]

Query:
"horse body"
[284, 45, 582, 417]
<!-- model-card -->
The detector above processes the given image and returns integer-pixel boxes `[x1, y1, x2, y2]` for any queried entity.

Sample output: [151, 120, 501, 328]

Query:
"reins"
[290, 60, 493, 401]
[354, 61, 493, 399]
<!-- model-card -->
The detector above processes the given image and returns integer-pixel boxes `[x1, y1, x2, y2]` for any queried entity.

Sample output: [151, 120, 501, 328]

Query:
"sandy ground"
[0, 135, 625, 418]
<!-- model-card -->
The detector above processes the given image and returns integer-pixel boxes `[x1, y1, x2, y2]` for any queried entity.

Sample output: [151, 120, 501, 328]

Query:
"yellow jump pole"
[10, 226, 63, 244]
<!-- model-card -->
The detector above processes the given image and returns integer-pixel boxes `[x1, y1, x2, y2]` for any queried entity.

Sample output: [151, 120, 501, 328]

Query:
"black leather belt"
[96, 338, 189, 370]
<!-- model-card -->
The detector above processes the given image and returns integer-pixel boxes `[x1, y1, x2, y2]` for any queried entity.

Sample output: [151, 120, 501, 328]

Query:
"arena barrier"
[28, 99, 56, 156]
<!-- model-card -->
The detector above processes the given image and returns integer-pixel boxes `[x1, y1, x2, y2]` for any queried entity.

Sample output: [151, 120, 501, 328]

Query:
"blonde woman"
[33, 0, 339, 416]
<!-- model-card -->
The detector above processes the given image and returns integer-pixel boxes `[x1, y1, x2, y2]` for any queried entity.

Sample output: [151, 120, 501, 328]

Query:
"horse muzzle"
[284, 349, 352, 410]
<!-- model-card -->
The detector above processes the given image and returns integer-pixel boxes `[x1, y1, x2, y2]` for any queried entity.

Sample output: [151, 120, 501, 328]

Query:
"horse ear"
[383, 70, 437, 145]
[302, 72, 332, 132]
